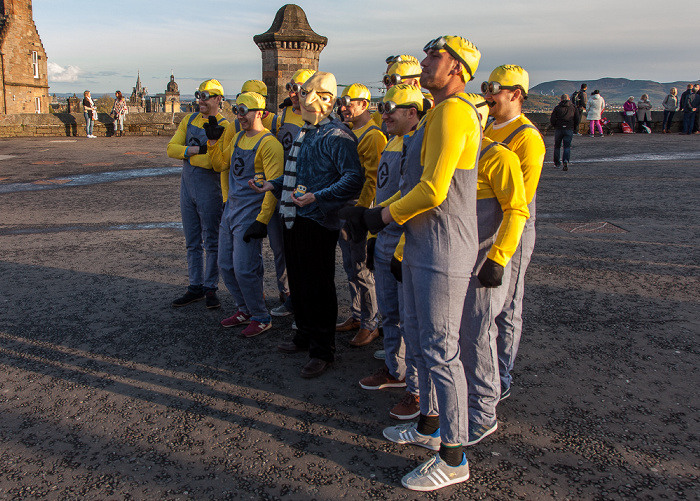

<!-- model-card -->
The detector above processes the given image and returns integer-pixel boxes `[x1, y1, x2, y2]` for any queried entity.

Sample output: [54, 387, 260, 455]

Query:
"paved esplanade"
[0, 134, 697, 499]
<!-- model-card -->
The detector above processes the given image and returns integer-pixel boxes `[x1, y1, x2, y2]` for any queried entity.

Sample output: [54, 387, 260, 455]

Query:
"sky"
[33, 0, 699, 98]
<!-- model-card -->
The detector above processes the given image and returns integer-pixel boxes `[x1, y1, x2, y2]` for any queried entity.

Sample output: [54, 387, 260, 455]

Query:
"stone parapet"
[0, 111, 686, 138]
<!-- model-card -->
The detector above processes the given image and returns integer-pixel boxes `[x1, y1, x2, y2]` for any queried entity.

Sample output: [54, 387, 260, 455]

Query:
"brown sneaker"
[359, 365, 406, 390]
[336, 316, 361, 332]
[390, 392, 420, 420]
[349, 327, 379, 347]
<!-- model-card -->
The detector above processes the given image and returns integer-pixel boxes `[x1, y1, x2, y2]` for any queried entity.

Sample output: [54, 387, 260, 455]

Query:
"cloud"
[47, 62, 82, 82]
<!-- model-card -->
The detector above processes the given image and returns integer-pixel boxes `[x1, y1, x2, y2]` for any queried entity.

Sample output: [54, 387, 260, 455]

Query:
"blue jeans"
[553, 128, 573, 165]
[662, 110, 675, 132]
[83, 112, 93, 136]
[683, 112, 695, 134]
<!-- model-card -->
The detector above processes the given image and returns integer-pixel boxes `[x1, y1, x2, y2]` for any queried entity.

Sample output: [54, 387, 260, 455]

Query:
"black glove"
[203, 115, 225, 141]
[197, 143, 207, 155]
[366, 238, 376, 271]
[279, 97, 293, 109]
[363, 206, 388, 235]
[390, 256, 402, 282]
[338, 206, 369, 243]
[243, 220, 268, 243]
[477, 258, 504, 288]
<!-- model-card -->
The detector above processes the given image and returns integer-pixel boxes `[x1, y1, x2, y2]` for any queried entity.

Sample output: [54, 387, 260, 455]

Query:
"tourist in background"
[586, 90, 605, 137]
[679, 84, 696, 135]
[637, 94, 652, 132]
[693, 84, 700, 134]
[550, 93, 580, 170]
[82, 90, 96, 138]
[662, 88, 678, 133]
[623, 96, 637, 133]
[112, 91, 128, 137]
[572, 83, 587, 135]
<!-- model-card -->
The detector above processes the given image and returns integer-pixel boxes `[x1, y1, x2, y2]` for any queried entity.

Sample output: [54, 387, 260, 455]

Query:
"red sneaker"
[221, 311, 251, 328]
[241, 320, 272, 338]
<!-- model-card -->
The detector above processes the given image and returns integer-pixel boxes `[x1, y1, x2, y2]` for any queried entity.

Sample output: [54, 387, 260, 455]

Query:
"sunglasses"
[377, 101, 415, 114]
[383, 73, 421, 87]
[423, 36, 474, 81]
[385, 55, 413, 65]
[232, 104, 263, 116]
[285, 82, 302, 93]
[480, 81, 520, 95]
[195, 90, 220, 100]
[336, 95, 367, 108]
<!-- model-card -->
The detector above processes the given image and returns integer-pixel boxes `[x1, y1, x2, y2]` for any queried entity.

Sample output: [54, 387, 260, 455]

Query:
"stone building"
[253, 4, 326, 111]
[129, 70, 148, 109]
[0, 0, 50, 114]
[153, 72, 180, 113]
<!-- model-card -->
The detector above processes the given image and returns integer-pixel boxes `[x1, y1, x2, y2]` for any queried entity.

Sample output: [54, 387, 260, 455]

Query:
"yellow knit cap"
[488, 65, 529, 95]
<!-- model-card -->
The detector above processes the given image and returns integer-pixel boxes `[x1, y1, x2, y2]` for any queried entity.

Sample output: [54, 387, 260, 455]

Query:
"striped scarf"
[280, 118, 329, 229]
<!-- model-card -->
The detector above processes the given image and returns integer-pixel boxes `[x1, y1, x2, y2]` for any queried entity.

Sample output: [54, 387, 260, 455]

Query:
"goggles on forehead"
[232, 104, 263, 116]
[385, 55, 413, 65]
[195, 90, 221, 100]
[285, 82, 302, 93]
[422, 37, 474, 81]
[383, 73, 421, 87]
[336, 95, 366, 108]
[480, 81, 520, 95]
[377, 101, 415, 114]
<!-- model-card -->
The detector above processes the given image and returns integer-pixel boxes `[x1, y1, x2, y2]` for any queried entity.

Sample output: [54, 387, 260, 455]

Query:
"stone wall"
[0, 0, 49, 114]
[0, 110, 686, 138]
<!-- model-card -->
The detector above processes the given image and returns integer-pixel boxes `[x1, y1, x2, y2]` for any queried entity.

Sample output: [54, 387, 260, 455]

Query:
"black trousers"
[284, 216, 340, 362]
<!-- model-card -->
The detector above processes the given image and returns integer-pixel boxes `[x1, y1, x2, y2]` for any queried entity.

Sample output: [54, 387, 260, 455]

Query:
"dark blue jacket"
[270, 119, 364, 230]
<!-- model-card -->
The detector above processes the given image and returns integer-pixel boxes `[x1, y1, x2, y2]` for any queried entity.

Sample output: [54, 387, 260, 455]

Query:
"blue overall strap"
[357, 124, 381, 144]
[501, 124, 541, 147]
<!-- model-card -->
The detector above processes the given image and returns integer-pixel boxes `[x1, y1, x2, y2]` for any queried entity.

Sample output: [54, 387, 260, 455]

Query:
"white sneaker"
[401, 453, 470, 491]
[383, 422, 440, 451]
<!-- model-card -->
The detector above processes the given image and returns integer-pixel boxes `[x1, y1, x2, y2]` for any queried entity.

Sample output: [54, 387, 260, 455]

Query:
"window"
[35, 97, 41, 113]
[32, 51, 39, 79]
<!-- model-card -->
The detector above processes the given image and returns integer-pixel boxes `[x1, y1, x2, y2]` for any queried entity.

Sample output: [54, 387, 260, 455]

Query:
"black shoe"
[278, 340, 307, 354]
[172, 291, 205, 307]
[301, 358, 331, 378]
[562, 161, 568, 171]
[205, 291, 220, 309]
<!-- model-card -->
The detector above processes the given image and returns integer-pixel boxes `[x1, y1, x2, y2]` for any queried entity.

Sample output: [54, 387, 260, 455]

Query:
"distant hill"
[531, 78, 698, 108]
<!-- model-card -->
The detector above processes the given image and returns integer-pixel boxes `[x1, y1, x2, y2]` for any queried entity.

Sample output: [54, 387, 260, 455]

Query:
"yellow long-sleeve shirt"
[484, 114, 545, 205]
[208, 129, 283, 224]
[353, 120, 387, 208]
[166, 112, 229, 170]
[478, 138, 530, 266]
[388, 93, 481, 225]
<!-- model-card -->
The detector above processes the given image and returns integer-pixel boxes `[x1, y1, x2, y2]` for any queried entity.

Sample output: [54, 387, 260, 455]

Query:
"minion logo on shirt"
[232, 156, 245, 177]
[281, 130, 294, 152]
[377, 161, 389, 189]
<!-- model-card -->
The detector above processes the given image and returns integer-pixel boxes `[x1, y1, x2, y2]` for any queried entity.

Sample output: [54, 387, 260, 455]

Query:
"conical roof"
[253, 4, 326, 45]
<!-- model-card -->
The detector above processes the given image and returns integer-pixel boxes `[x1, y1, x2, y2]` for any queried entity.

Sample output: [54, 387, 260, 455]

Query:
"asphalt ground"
[0, 132, 698, 500]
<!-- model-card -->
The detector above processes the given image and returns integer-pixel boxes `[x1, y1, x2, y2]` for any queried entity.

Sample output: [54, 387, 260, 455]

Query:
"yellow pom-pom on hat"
[341, 83, 371, 101]
[488, 64, 529, 96]
[461, 92, 489, 129]
[198, 79, 224, 96]
[241, 79, 267, 97]
[291, 69, 316, 85]
[424, 36, 480, 82]
[236, 92, 266, 110]
[383, 84, 424, 111]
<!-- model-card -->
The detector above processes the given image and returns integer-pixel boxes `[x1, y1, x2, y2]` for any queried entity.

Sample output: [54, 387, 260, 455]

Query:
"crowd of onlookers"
[554, 83, 700, 136]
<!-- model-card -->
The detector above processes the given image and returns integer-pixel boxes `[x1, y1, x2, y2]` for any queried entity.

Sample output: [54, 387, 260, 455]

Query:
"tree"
[95, 94, 114, 114]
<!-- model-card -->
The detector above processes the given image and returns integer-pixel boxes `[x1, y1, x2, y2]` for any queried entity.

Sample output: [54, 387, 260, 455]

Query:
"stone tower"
[253, 4, 327, 111]
[0, 0, 50, 114]
[164, 72, 180, 113]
